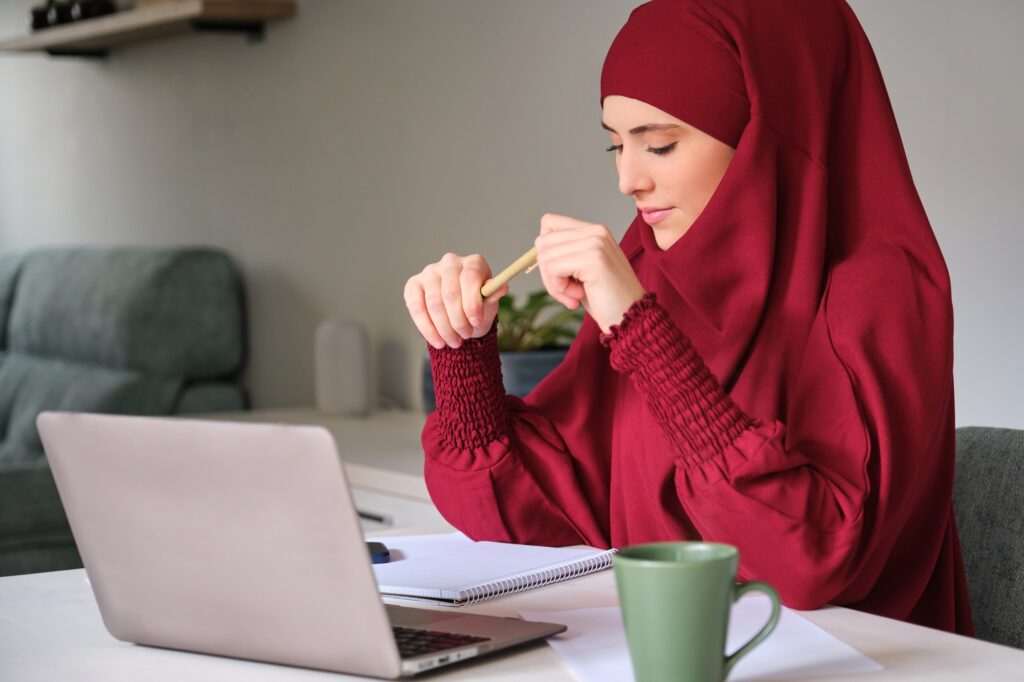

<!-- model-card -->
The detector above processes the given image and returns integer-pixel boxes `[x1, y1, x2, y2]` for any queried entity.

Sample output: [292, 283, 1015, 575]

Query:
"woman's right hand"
[404, 253, 509, 349]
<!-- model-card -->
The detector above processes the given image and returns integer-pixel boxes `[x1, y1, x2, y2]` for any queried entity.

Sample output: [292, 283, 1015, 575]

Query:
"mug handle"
[723, 581, 781, 678]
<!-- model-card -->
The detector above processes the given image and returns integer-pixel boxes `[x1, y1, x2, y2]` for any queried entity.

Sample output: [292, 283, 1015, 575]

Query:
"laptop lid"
[37, 411, 404, 679]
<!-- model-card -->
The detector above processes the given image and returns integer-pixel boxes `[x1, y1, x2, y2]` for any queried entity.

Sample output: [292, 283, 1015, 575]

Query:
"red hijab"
[422, 0, 969, 634]
[524, 0, 967, 628]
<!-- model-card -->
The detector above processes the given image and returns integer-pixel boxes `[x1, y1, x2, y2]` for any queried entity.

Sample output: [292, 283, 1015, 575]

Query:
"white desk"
[2, 564, 1023, 681]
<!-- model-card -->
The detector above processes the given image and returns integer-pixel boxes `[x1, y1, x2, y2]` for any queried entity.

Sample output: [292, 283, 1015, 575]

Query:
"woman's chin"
[650, 218, 695, 250]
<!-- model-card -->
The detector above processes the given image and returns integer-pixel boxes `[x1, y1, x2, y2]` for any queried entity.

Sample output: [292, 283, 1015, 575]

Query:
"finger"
[545, 271, 586, 307]
[535, 236, 601, 307]
[423, 266, 464, 348]
[482, 282, 508, 307]
[535, 224, 608, 250]
[404, 277, 446, 349]
[538, 235, 609, 266]
[459, 255, 491, 327]
[534, 232, 581, 308]
[460, 282, 507, 335]
[537, 252, 585, 309]
[438, 258, 474, 344]
[536, 226, 624, 295]
[539, 212, 595, 235]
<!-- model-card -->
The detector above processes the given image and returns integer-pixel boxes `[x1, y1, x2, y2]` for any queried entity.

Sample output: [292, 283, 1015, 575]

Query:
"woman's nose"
[616, 150, 654, 196]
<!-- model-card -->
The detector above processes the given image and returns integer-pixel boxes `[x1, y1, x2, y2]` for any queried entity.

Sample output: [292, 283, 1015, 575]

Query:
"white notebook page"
[519, 598, 883, 681]
[368, 533, 614, 604]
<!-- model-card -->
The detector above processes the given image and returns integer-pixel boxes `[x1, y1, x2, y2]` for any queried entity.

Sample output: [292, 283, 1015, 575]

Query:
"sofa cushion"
[0, 352, 183, 466]
[174, 382, 247, 414]
[0, 461, 69, 535]
[0, 252, 23, 350]
[5, 248, 245, 379]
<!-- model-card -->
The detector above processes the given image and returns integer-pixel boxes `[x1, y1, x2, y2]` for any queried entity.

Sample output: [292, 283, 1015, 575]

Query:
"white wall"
[0, 1, 1021, 428]
[849, 0, 1024, 429]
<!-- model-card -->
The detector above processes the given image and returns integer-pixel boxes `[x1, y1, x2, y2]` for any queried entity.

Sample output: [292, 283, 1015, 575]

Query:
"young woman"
[403, 0, 973, 635]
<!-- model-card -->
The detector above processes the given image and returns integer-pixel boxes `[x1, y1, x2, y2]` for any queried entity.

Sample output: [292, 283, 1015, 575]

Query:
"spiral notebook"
[368, 532, 616, 606]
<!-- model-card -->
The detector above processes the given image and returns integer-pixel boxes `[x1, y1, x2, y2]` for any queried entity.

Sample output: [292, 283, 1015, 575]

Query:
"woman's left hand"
[535, 213, 646, 333]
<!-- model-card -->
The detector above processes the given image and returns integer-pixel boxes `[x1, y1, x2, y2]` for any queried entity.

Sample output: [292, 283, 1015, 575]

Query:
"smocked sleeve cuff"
[599, 293, 754, 468]
[427, 323, 511, 450]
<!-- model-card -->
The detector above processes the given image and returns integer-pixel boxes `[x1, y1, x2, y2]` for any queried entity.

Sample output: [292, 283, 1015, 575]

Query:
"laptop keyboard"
[392, 626, 491, 658]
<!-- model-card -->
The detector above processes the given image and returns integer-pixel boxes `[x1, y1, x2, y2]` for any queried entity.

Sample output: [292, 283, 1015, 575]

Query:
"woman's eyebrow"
[601, 122, 683, 134]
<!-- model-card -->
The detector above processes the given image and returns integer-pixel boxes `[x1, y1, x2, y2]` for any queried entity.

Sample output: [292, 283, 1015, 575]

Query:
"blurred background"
[1, 0, 1021, 427]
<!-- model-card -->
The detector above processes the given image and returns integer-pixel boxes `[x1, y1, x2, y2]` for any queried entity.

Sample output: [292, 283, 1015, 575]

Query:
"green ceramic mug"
[613, 542, 781, 682]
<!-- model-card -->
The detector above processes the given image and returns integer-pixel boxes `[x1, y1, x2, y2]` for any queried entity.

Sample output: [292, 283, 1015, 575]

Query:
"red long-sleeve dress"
[423, 287, 971, 635]
[421, 0, 974, 636]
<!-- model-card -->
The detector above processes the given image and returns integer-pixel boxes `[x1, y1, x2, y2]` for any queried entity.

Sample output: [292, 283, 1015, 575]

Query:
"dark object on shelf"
[29, 2, 51, 31]
[191, 19, 265, 44]
[46, 0, 74, 27]
[2, 0, 297, 60]
[70, 0, 116, 22]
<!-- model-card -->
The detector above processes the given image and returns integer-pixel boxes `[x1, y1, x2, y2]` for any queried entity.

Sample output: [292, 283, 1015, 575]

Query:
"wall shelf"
[0, 1, 296, 58]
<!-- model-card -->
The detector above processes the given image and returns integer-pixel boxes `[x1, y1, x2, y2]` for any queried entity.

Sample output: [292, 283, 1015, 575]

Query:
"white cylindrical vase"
[314, 318, 371, 416]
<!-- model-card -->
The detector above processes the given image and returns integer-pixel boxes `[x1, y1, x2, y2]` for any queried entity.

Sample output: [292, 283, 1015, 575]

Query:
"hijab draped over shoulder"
[422, 0, 972, 635]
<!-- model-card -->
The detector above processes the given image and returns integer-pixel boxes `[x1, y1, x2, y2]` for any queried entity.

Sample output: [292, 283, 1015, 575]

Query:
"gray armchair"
[0, 247, 248, 576]
[953, 426, 1024, 649]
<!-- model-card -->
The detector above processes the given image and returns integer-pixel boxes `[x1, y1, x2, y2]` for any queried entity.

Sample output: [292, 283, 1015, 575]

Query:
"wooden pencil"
[480, 246, 538, 298]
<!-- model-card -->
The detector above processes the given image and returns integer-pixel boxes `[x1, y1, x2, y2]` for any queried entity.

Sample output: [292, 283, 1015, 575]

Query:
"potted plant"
[422, 290, 584, 412]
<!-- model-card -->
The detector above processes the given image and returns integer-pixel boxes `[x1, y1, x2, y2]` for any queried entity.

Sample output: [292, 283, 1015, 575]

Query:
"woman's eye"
[647, 142, 677, 156]
[605, 142, 677, 155]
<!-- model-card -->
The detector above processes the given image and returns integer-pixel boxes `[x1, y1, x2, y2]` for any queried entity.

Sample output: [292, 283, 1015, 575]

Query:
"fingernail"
[432, 341, 445, 350]
[469, 316, 481, 326]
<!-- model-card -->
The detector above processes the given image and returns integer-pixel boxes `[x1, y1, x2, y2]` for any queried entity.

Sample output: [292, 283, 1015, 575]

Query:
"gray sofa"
[0, 247, 248, 576]
[953, 426, 1024, 649]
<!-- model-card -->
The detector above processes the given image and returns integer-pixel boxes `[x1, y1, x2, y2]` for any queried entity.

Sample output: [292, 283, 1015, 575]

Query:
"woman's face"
[602, 95, 735, 250]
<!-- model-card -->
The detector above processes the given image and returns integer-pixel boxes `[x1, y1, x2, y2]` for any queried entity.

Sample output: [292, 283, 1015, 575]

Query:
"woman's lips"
[640, 207, 674, 225]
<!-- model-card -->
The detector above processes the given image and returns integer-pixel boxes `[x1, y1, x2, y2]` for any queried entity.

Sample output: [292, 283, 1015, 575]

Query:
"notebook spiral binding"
[458, 550, 617, 606]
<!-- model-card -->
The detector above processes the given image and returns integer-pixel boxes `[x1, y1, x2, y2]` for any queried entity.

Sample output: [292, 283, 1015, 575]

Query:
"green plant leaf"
[496, 290, 584, 352]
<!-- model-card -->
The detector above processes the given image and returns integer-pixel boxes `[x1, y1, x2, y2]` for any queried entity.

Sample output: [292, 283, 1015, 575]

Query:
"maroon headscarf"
[423, 0, 971, 634]
[554, 0, 967, 626]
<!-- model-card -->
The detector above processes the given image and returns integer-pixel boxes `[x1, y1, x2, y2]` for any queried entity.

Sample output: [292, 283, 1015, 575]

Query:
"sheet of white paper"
[364, 532, 471, 562]
[368, 532, 612, 603]
[521, 596, 883, 682]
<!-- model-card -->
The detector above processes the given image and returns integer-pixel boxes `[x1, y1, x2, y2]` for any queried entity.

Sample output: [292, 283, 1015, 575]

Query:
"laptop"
[37, 411, 566, 679]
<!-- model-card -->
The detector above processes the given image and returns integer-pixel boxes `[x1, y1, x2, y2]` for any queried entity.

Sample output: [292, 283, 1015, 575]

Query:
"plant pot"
[422, 347, 570, 413]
